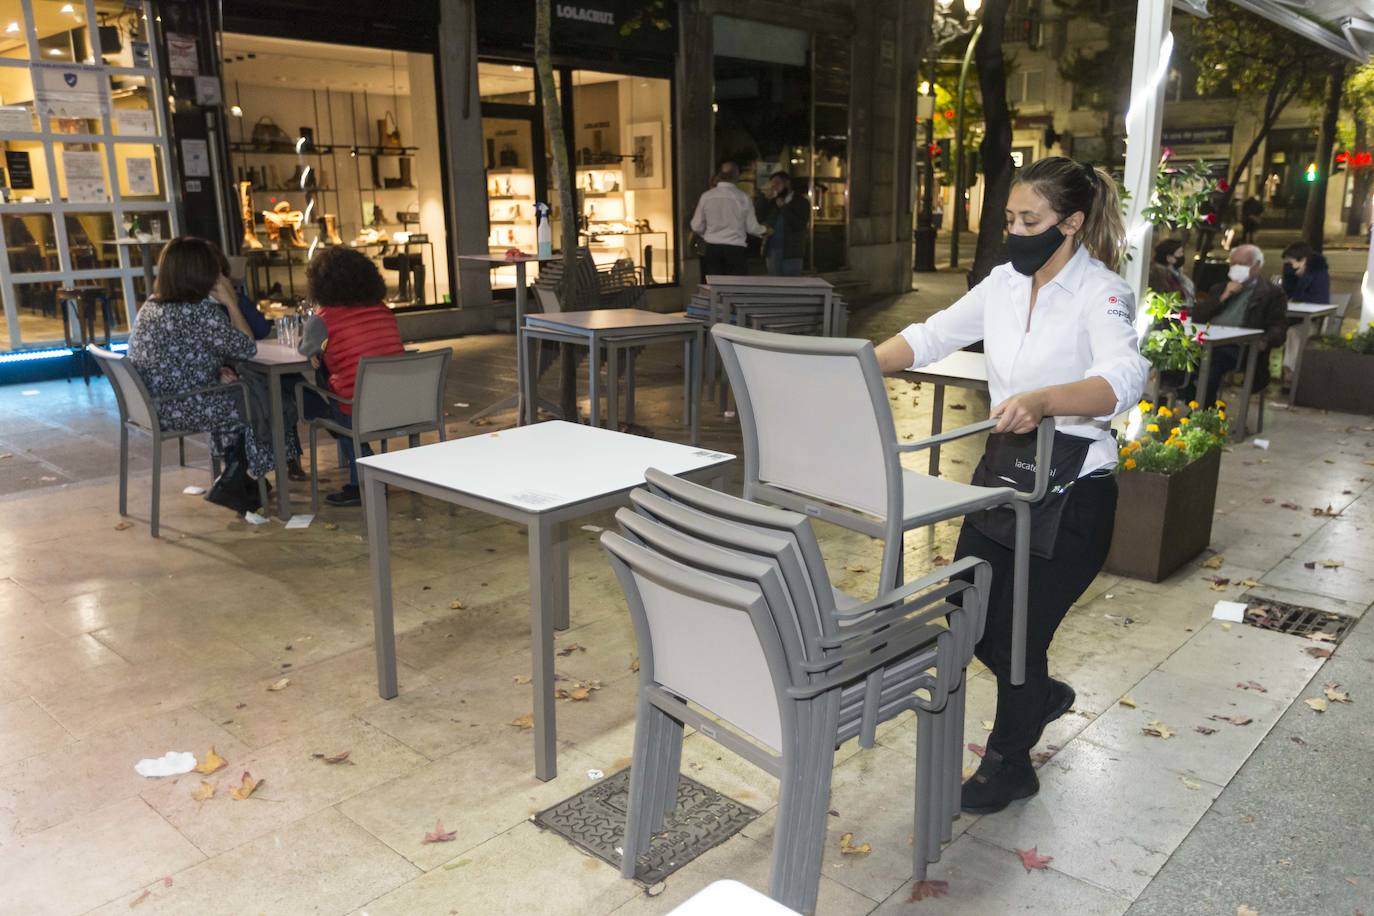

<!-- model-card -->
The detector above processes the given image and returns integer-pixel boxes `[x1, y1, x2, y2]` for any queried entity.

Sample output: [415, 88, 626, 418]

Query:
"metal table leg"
[268, 366, 291, 519]
[607, 341, 620, 431]
[928, 383, 946, 477]
[1290, 316, 1314, 402]
[689, 330, 702, 446]
[1196, 346, 1214, 410]
[625, 346, 637, 427]
[528, 517, 558, 781]
[587, 335, 601, 429]
[553, 521, 570, 632]
[1236, 341, 1260, 441]
[363, 469, 398, 699]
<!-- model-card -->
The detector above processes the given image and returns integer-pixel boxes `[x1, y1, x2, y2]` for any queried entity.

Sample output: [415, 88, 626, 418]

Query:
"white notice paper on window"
[0, 107, 31, 132]
[116, 109, 156, 135]
[63, 150, 106, 203]
[126, 157, 155, 195]
[34, 63, 108, 120]
[180, 139, 210, 178]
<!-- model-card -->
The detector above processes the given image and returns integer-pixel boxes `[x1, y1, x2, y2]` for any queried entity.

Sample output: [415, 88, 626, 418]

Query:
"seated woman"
[297, 247, 405, 507]
[127, 237, 274, 514]
[1281, 240, 1331, 304]
[1147, 238, 1195, 306]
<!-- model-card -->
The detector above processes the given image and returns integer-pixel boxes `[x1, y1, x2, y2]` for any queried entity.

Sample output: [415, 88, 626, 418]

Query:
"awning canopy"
[1222, 0, 1374, 61]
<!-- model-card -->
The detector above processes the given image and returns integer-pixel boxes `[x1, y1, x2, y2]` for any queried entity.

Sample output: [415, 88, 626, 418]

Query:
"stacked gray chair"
[92, 346, 267, 538]
[603, 475, 990, 913]
[295, 349, 451, 511]
[711, 323, 1052, 686]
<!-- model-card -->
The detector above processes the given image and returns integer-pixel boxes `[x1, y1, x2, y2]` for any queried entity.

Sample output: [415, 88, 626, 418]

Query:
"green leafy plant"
[1314, 322, 1374, 354]
[1140, 290, 1204, 372]
[1118, 400, 1230, 474]
[1142, 155, 1219, 231]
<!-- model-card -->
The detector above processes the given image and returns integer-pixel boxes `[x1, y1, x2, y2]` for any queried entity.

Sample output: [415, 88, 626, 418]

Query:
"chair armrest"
[830, 556, 985, 625]
[896, 417, 997, 453]
[293, 379, 352, 420]
[155, 380, 253, 425]
[789, 627, 954, 700]
[1019, 416, 1056, 503]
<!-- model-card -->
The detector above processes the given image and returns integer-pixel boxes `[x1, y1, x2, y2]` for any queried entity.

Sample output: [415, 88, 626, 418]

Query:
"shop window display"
[222, 34, 448, 311]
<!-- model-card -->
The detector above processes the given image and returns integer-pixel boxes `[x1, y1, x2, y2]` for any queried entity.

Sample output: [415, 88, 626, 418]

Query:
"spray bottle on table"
[536, 202, 552, 258]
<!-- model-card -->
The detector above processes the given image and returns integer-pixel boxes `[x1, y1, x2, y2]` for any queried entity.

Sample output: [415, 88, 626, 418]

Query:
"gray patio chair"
[711, 323, 1052, 686]
[602, 526, 968, 913]
[294, 349, 451, 512]
[92, 346, 267, 538]
[630, 467, 988, 872]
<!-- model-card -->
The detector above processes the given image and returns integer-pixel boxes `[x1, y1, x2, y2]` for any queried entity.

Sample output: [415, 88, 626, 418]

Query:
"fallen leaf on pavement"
[908, 879, 949, 901]
[1201, 555, 1224, 569]
[114, 521, 132, 531]
[1236, 681, 1267, 693]
[1195, 726, 1218, 735]
[568, 687, 591, 701]
[839, 832, 871, 856]
[962, 766, 976, 779]
[1237, 578, 1262, 588]
[1261, 497, 1275, 504]
[1306, 646, 1334, 658]
[556, 643, 586, 657]
[1304, 697, 1329, 713]
[422, 819, 457, 843]
[967, 742, 986, 758]
[1308, 631, 1338, 643]
[1323, 683, 1351, 703]
[510, 713, 534, 729]
[312, 750, 352, 764]
[129, 889, 152, 908]
[1312, 505, 1343, 518]
[1180, 776, 1201, 790]
[980, 719, 994, 730]
[266, 677, 290, 692]
[322, 522, 338, 530]
[629, 658, 640, 673]
[190, 780, 216, 801]
[229, 771, 262, 801]
[1014, 846, 1053, 871]
[1280, 501, 1301, 510]
[1237, 906, 1259, 916]
[844, 563, 868, 573]
[512, 674, 531, 686]
[1142, 720, 1175, 739]
[449, 599, 465, 610]
[1319, 559, 1344, 568]
[1207, 577, 1231, 591]
[933, 555, 952, 567]
[950, 403, 967, 411]
[1290, 735, 1308, 748]
[194, 746, 227, 774]
[1119, 696, 1138, 708]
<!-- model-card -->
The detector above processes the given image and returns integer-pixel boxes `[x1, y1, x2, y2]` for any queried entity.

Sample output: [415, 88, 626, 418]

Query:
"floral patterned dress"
[127, 298, 279, 477]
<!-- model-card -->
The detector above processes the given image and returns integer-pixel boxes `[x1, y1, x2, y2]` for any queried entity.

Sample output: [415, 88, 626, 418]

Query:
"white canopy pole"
[1121, 0, 1175, 336]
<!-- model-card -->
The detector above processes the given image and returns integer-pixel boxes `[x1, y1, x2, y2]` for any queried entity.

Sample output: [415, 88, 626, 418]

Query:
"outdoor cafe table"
[902, 350, 990, 477]
[1287, 302, 1339, 403]
[1187, 323, 1264, 441]
[234, 340, 311, 520]
[358, 420, 734, 781]
[522, 308, 704, 442]
[461, 253, 561, 425]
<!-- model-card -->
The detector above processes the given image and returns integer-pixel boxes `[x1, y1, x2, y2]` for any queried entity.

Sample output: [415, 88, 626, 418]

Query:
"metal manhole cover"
[1243, 597, 1356, 644]
[533, 767, 758, 884]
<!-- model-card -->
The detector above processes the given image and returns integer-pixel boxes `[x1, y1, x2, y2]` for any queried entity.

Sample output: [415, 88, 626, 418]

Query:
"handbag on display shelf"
[377, 111, 402, 149]
[251, 116, 292, 149]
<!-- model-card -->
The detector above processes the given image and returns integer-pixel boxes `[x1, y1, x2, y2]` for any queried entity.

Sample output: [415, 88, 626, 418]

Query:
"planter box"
[1293, 345, 1374, 414]
[1104, 447, 1221, 582]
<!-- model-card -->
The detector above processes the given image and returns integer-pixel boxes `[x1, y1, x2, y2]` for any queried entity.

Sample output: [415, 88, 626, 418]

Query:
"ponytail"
[1015, 157, 1126, 270]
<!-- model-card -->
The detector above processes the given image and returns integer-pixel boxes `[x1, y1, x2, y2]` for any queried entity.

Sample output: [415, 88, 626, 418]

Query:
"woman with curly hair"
[297, 247, 404, 506]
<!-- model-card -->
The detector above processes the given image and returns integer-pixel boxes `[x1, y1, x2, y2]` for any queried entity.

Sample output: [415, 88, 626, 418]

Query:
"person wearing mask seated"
[296, 247, 405, 507]
[1148, 238, 1195, 306]
[127, 237, 273, 515]
[1280, 241, 1331, 304]
[1191, 243, 1287, 407]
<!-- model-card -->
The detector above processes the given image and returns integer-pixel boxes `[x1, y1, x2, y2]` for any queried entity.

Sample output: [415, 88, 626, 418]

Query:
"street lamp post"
[950, 20, 982, 269]
[914, 78, 937, 272]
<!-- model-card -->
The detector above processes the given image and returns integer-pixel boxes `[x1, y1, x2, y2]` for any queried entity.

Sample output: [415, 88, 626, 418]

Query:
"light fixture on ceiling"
[60, 3, 74, 13]
[47, 47, 63, 56]
[230, 105, 243, 117]
[5, 21, 19, 33]
[512, 65, 523, 71]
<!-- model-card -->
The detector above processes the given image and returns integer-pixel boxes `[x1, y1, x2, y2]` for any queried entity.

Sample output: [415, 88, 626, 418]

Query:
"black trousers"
[702, 243, 748, 277]
[954, 472, 1119, 762]
[1203, 344, 1242, 408]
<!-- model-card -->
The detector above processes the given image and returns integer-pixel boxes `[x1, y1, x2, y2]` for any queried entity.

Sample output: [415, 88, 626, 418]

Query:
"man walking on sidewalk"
[690, 160, 768, 277]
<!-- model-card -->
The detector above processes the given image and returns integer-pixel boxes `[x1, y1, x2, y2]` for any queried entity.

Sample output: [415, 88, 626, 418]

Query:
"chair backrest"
[352, 349, 451, 437]
[90, 346, 158, 431]
[1331, 291, 1353, 314]
[533, 285, 563, 315]
[712, 323, 901, 523]
[601, 530, 791, 752]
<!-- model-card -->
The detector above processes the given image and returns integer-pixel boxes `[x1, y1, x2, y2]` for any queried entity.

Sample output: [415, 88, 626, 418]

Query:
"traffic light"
[1304, 162, 1318, 183]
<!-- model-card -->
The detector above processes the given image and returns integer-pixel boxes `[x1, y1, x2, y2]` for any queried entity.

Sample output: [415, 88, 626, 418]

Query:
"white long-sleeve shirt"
[690, 181, 766, 247]
[899, 244, 1149, 475]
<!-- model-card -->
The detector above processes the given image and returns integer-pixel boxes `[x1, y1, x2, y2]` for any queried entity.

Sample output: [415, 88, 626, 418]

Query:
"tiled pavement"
[0, 278, 1371, 914]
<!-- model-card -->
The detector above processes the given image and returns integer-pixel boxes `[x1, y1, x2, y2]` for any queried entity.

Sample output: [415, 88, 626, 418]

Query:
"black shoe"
[287, 459, 309, 482]
[960, 749, 1039, 815]
[1036, 679, 1076, 745]
[325, 484, 361, 507]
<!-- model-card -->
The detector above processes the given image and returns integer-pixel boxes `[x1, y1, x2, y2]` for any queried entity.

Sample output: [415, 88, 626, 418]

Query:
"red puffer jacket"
[317, 303, 404, 415]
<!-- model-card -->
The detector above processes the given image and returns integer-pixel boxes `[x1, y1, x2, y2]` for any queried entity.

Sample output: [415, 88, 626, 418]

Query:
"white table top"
[668, 881, 800, 915]
[459, 253, 558, 265]
[1288, 302, 1339, 318]
[242, 341, 311, 367]
[526, 309, 702, 332]
[705, 275, 832, 289]
[106, 237, 161, 246]
[905, 349, 989, 385]
[1185, 323, 1264, 345]
[358, 420, 734, 513]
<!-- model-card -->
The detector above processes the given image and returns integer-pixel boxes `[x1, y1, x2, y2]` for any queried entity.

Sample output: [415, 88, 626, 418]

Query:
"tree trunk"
[1347, 114, 1371, 237]
[1303, 60, 1346, 250]
[535, 0, 581, 421]
[969, 0, 1013, 287]
[1199, 78, 1295, 256]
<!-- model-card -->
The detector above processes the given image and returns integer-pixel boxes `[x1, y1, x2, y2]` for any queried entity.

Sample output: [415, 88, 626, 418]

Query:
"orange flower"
[1124, 458, 1137, 469]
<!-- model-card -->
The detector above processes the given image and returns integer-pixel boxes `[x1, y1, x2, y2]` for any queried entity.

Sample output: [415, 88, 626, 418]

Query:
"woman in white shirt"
[875, 158, 1148, 814]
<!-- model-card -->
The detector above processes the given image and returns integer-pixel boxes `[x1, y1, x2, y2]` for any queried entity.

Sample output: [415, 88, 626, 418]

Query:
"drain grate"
[533, 767, 758, 884]
[1242, 597, 1357, 644]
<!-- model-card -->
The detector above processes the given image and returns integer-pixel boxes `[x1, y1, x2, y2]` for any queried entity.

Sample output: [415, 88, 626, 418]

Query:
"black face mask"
[1006, 223, 1066, 276]
[1282, 263, 1298, 281]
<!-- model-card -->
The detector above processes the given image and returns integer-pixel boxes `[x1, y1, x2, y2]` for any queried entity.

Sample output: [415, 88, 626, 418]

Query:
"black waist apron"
[966, 430, 1100, 559]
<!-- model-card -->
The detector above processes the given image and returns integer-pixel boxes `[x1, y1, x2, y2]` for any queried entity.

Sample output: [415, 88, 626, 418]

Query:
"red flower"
[1179, 310, 1190, 322]
[1161, 147, 1174, 160]
[1216, 179, 1230, 192]
[1195, 330, 1208, 342]
[1205, 212, 1218, 226]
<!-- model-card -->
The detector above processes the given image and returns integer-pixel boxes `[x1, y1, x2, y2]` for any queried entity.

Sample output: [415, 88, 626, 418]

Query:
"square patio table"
[902, 350, 990, 477]
[1286, 302, 1339, 403]
[358, 420, 734, 780]
[234, 340, 311, 519]
[522, 308, 704, 442]
[1186, 323, 1264, 440]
